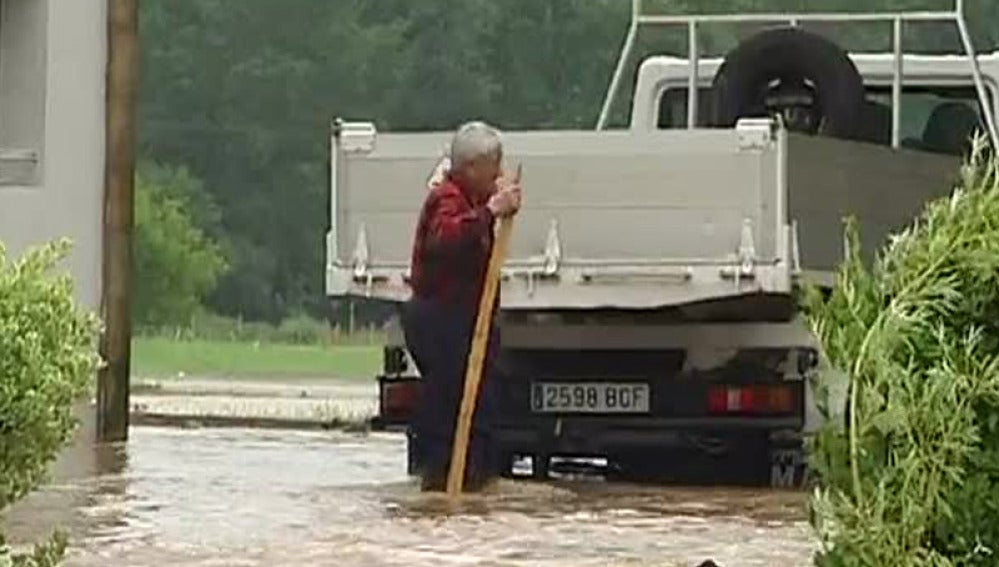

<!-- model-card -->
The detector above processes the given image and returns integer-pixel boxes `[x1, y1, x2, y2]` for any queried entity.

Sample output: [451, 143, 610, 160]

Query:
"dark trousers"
[401, 297, 500, 488]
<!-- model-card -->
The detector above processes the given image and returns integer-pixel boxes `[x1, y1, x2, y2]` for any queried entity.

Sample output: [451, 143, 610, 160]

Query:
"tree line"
[135, 0, 999, 328]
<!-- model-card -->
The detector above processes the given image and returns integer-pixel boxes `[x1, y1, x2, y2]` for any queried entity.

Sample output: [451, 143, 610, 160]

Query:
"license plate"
[531, 382, 650, 414]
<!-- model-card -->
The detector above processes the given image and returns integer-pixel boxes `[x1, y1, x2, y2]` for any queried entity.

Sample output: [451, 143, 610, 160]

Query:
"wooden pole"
[446, 166, 520, 499]
[98, 0, 139, 442]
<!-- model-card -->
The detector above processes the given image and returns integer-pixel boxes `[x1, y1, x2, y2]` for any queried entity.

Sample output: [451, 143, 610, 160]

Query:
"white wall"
[0, 0, 106, 310]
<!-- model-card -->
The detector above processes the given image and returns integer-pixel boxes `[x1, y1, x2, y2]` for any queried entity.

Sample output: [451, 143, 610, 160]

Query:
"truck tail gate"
[327, 120, 798, 310]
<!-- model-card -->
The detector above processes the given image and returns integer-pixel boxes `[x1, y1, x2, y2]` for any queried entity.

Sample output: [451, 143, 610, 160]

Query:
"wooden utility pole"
[98, 0, 139, 442]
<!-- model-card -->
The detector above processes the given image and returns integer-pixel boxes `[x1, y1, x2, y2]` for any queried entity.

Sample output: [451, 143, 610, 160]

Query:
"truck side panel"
[787, 134, 961, 273]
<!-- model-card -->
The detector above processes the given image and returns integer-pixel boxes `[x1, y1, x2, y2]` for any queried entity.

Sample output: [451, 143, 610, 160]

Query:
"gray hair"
[449, 121, 503, 168]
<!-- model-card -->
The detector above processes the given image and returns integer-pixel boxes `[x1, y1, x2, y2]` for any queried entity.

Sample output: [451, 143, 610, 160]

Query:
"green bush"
[804, 140, 999, 566]
[0, 239, 101, 566]
[273, 313, 330, 345]
[133, 162, 228, 328]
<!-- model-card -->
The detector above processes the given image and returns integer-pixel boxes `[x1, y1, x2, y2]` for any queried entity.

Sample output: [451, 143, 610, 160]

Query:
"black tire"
[710, 27, 866, 140]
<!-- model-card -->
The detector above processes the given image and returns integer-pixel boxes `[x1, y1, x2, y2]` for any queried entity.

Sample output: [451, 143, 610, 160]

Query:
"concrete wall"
[0, 0, 106, 310]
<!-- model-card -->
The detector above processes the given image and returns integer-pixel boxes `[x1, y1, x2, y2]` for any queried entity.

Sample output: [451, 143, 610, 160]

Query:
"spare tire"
[710, 27, 866, 140]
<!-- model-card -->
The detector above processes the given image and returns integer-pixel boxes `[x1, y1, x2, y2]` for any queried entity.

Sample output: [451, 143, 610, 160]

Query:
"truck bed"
[326, 120, 959, 311]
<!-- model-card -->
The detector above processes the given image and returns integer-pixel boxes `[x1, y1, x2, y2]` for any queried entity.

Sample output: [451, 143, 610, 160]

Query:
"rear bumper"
[489, 415, 803, 461]
[490, 418, 807, 486]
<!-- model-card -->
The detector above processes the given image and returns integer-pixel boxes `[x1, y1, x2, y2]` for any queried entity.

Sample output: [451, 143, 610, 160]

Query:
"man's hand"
[488, 165, 523, 218]
[488, 185, 521, 218]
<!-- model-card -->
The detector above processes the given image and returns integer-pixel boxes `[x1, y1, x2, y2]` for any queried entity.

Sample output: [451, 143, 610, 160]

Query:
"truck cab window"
[865, 87, 988, 156]
[658, 84, 990, 157]
[656, 87, 714, 129]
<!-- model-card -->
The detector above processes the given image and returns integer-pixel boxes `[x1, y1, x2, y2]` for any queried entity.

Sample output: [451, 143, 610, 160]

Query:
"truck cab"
[632, 53, 998, 153]
[329, 5, 998, 488]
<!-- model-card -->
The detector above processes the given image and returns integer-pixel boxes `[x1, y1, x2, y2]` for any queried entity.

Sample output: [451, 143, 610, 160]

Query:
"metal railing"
[595, 0, 999, 149]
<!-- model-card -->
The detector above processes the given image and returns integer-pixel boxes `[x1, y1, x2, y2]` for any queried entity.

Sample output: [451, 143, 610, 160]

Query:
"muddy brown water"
[5, 427, 817, 566]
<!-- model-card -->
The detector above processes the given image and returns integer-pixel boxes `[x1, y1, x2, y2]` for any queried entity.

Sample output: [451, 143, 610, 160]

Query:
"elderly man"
[402, 121, 522, 492]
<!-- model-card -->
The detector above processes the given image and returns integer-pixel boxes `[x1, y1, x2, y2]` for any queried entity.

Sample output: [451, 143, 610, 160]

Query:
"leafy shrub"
[804, 140, 999, 566]
[273, 313, 330, 345]
[133, 162, 228, 327]
[0, 239, 101, 566]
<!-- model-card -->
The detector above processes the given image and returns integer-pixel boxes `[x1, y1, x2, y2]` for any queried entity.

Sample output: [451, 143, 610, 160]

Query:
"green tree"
[133, 163, 229, 328]
[0, 240, 101, 566]
[137, 0, 999, 325]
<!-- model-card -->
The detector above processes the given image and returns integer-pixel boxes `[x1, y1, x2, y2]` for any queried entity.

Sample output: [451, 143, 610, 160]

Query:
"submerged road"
[5, 426, 816, 566]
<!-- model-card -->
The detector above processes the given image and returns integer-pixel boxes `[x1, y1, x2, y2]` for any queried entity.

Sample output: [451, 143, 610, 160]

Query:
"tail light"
[381, 380, 420, 422]
[707, 384, 796, 416]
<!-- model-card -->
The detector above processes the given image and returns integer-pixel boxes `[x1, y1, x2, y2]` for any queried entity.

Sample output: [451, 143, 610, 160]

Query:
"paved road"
[130, 378, 379, 426]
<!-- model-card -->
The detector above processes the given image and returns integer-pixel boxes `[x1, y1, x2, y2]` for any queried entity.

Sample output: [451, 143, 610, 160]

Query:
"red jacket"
[409, 177, 495, 307]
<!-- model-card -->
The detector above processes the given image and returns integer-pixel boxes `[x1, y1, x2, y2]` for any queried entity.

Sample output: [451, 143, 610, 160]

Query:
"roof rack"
[595, 0, 999, 149]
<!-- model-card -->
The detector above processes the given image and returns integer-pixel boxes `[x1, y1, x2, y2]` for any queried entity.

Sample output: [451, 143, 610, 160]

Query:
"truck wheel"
[710, 27, 866, 140]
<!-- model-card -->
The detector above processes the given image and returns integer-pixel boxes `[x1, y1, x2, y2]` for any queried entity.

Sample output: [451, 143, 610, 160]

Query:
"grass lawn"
[131, 337, 382, 380]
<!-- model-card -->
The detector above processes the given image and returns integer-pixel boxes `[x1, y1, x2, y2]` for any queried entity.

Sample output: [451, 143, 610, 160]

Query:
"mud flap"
[768, 446, 810, 489]
[406, 428, 418, 476]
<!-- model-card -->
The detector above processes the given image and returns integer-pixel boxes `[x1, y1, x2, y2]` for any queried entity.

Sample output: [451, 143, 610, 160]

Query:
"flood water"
[5, 426, 816, 566]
